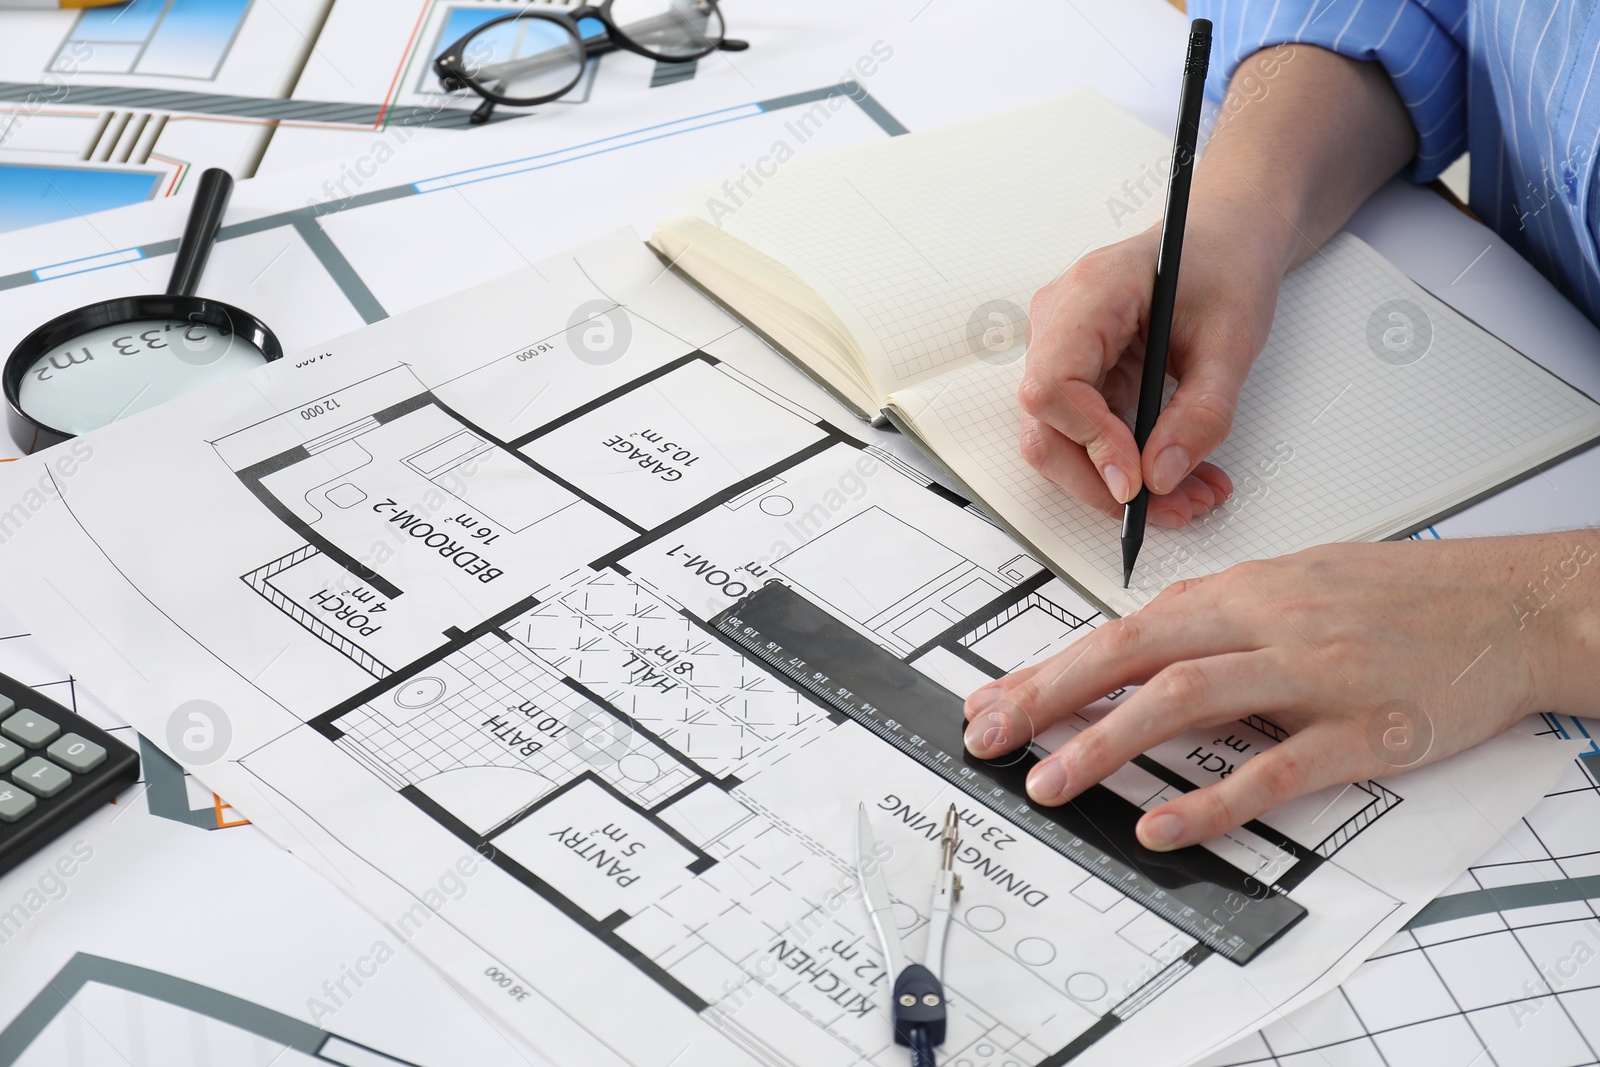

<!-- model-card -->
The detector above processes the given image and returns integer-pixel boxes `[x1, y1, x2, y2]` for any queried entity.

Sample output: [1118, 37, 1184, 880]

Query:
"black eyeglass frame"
[434, 1, 748, 124]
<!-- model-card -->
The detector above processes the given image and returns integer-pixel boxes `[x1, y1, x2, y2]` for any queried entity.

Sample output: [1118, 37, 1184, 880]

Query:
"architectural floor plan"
[208, 345, 1262, 1061]
[1, 3, 1596, 1063]
[3, 602, 1597, 1067]
[0, 0, 908, 228]
[0, 235, 1575, 1067]
[0, 609, 553, 1067]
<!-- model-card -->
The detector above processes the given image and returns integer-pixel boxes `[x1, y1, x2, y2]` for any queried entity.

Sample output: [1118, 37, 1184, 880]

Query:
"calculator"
[0, 671, 139, 877]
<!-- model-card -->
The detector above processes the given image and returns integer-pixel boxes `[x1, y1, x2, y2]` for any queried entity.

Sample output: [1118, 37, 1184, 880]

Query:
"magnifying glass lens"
[16, 319, 267, 436]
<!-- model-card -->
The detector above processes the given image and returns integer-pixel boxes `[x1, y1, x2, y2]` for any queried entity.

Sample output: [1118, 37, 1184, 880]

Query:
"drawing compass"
[857, 802, 961, 1067]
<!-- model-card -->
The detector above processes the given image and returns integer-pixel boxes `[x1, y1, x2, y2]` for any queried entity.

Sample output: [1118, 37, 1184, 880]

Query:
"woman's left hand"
[961, 532, 1598, 851]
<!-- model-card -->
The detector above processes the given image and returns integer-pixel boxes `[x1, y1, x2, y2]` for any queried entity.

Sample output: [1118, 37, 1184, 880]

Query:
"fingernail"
[1027, 758, 1070, 804]
[1103, 463, 1132, 504]
[964, 707, 1020, 757]
[1184, 479, 1216, 513]
[966, 684, 1006, 717]
[1152, 446, 1190, 494]
[1140, 811, 1183, 850]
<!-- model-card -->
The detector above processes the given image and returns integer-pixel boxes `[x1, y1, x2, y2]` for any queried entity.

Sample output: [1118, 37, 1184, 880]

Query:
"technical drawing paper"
[1, 14, 1592, 563]
[0, 232, 1578, 1067]
[0, 0, 941, 216]
[0, 6, 1593, 1064]
[0, 0, 1197, 355]
[5, 606, 1599, 1067]
[0, 0, 335, 216]
[258, 0, 931, 172]
[1204, 732, 1600, 1067]
[0, 606, 553, 1067]
[1193, 505, 1600, 1066]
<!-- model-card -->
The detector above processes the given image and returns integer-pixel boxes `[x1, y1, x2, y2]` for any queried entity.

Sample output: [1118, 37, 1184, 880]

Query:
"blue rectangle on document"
[135, 0, 252, 80]
[0, 165, 162, 233]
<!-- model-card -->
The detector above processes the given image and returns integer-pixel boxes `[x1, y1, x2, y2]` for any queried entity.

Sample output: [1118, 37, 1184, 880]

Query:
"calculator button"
[0, 695, 13, 718]
[0, 785, 35, 823]
[0, 737, 22, 773]
[13, 756, 71, 798]
[2, 712, 60, 749]
[47, 734, 106, 774]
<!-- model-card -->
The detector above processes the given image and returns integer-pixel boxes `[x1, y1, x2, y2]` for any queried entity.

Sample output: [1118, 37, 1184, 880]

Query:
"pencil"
[1122, 18, 1212, 588]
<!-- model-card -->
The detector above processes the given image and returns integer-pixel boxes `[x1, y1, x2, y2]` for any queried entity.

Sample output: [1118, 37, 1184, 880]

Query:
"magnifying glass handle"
[165, 168, 233, 298]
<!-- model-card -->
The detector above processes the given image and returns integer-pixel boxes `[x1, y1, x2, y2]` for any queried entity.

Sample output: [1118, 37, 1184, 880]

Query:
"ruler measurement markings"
[712, 590, 1304, 964]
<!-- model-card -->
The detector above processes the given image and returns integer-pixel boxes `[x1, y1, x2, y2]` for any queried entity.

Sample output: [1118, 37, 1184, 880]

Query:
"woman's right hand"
[1017, 44, 1420, 528]
[1017, 204, 1289, 527]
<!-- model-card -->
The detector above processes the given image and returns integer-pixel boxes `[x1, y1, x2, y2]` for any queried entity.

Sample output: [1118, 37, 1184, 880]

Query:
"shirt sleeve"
[1187, 0, 1469, 182]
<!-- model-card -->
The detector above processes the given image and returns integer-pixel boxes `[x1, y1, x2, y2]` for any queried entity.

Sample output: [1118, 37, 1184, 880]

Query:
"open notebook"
[649, 89, 1600, 617]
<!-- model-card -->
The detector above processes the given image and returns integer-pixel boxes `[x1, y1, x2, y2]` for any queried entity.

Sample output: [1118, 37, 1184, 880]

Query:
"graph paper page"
[677, 89, 1169, 397]
[888, 233, 1600, 617]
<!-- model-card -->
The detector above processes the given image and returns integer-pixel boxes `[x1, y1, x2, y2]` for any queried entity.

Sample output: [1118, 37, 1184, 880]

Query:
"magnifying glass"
[3, 168, 282, 453]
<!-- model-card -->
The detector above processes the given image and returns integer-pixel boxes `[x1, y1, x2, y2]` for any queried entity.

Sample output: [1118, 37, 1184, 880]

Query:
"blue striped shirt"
[1190, 0, 1600, 322]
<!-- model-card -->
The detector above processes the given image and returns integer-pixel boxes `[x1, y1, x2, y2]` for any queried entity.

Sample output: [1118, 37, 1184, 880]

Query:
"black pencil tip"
[1120, 499, 1144, 590]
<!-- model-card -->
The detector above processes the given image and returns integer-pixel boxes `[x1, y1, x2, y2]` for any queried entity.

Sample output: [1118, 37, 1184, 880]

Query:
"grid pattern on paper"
[336, 636, 577, 782]
[622, 811, 898, 1061]
[506, 569, 832, 781]
[715, 92, 1169, 385]
[1207, 742, 1600, 1067]
[336, 633, 697, 809]
[630, 790, 1105, 1061]
[897, 233, 1600, 607]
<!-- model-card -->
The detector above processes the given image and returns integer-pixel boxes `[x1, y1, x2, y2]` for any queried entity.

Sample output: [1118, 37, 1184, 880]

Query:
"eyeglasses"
[434, 1, 748, 125]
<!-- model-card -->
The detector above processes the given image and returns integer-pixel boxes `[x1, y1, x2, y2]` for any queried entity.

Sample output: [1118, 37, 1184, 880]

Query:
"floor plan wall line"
[0, 953, 420, 1067]
[0, 81, 909, 310]
[0, 234, 1563, 1067]
[0, 82, 495, 128]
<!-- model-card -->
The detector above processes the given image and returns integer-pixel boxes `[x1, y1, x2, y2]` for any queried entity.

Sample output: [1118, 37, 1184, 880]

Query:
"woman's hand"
[961, 533, 1599, 850]
[1018, 209, 1285, 527]
[1019, 45, 1419, 526]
